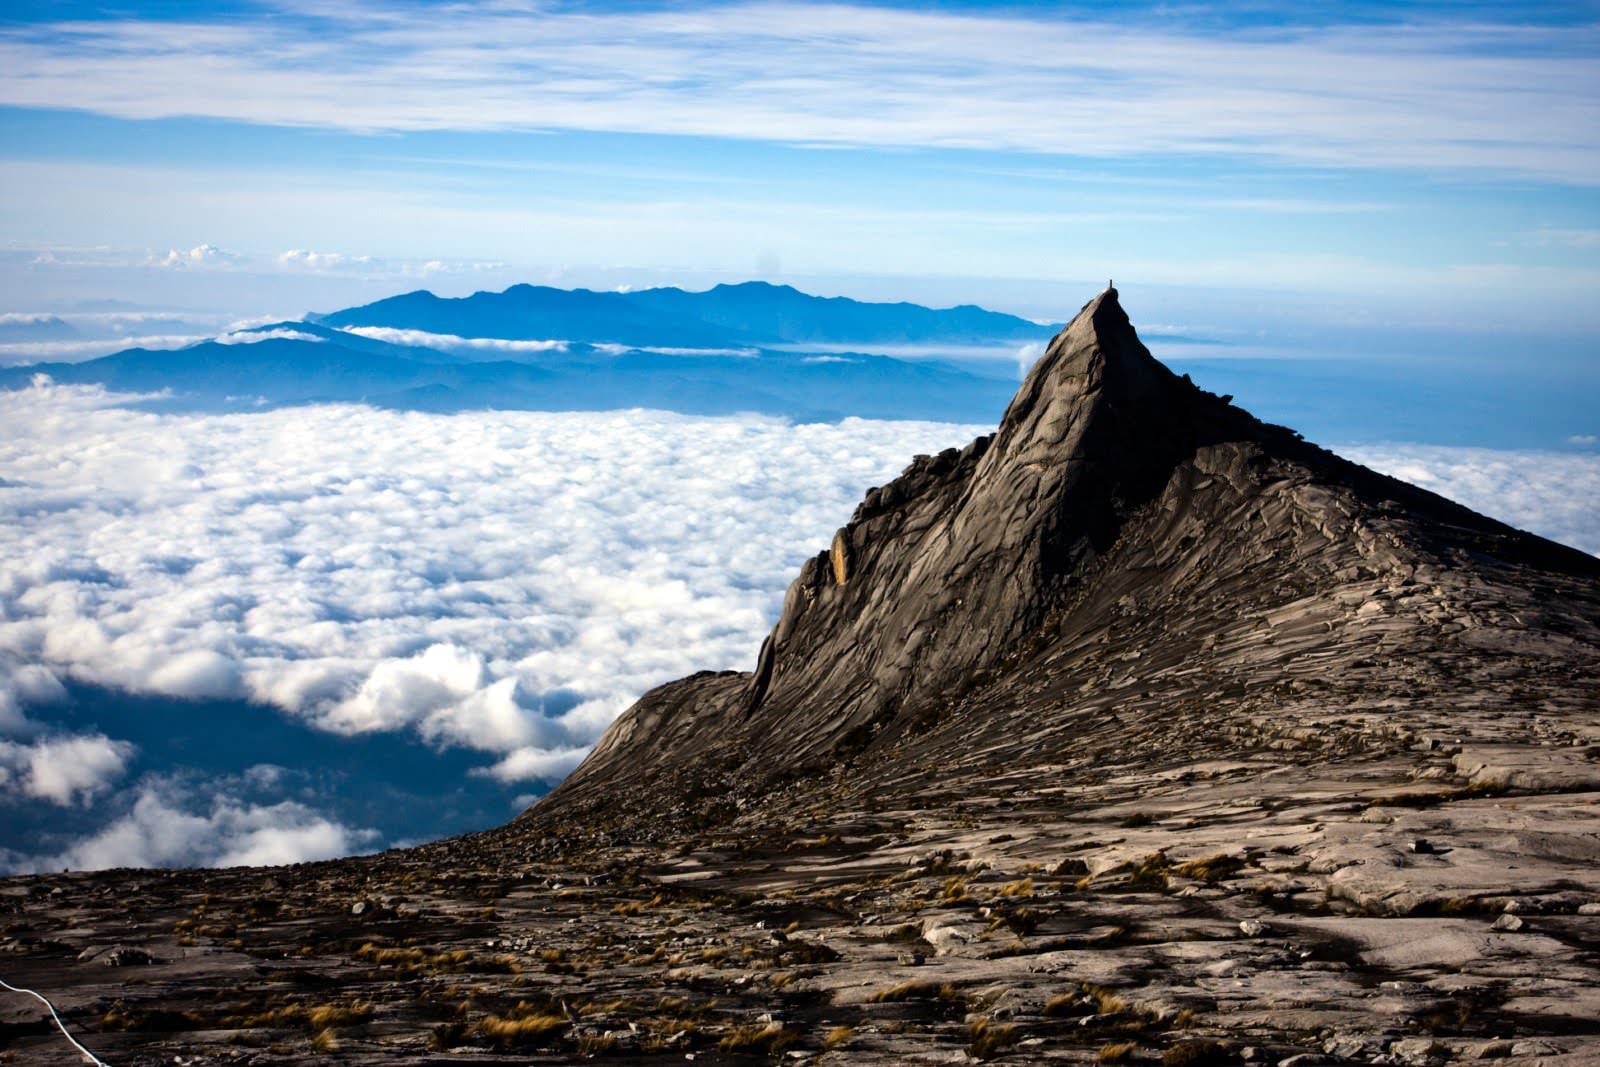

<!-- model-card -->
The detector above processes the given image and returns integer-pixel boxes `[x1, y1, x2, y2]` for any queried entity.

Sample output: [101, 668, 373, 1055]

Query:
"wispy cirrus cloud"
[1528, 228, 1600, 249]
[1, 2, 1595, 182]
[276, 249, 504, 276]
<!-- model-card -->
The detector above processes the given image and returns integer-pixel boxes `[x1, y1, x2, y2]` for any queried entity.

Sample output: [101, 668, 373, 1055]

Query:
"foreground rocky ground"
[6, 290, 1597, 1064]
[5, 686, 1598, 1065]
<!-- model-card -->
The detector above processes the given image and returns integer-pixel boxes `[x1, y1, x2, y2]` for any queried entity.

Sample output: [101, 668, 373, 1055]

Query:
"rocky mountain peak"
[993, 286, 1163, 455]
[535, 288, 1597, 825]
[990, 287, 1216, 476]
[736, 288, 1246, 754]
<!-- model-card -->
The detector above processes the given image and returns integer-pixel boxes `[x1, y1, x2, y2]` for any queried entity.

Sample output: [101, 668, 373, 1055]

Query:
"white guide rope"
[0, 976, 112, 1066]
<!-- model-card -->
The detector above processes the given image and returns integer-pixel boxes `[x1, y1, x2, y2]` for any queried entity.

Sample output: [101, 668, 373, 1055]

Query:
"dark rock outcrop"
[528, 288, 1599, 833]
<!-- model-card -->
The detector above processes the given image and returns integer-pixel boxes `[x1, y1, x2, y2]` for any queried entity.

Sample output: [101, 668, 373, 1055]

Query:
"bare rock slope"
[4, 290, 1599, 1066]
[530, 288, 1599, 835]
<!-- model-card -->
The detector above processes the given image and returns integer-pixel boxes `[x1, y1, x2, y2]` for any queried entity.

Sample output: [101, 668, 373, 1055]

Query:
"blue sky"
[0, 0, 1596, 336]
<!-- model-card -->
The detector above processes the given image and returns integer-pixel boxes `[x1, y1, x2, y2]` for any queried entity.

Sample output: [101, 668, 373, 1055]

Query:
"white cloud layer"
[0, 334, 209, 366]
[592, 343, 760, 358]
[1342, 443, 1600, 559]
[338, 327, 758, 359]
[0, 3, 1594, 182]
[155, 244, 235, 270]
[0, 380, 987, 784]
[0, 663, 65, 732]
[339, 326, 567, 354]
[214, 328, 324, 345]
[0, 732, 133, 806]
[278, 249, 371, 270]
[5, 781, 377, 873]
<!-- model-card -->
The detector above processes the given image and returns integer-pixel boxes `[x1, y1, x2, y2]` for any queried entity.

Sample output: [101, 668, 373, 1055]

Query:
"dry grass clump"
[654, 995, 696, 1015]
[100, 1004, 208, 1032]
[306, 1003, 374, 1029]
[229, 999, 373, 1032]
[1128, 851, 1172, 889]
[1174, 853, 1247, 882]
[539, 946, 578, 974]
[638, 994, 714, 1045]
[967, 1017, 1018, 1061]
[1084, 984, 1127, 1014]
[581, 997, 636, 1015]
[718, 1022, 793, 1055]
[476, 1005, 569, 1048]
[356, 942, 518, 975]
[358, 944, 425, 966]
[576, 1032, 618, 1055]
[868, 980, 961, 1003]
[1043, 992, 1083, 1017]
[1162, 1038, 1230, 1065]
[1098, 1041, 1137, 1063]
[997, 906, 1040, 936]
[611, 893, 666, 915]
[825, 1025, 854, 1049]
[998, 877, 1034, 897]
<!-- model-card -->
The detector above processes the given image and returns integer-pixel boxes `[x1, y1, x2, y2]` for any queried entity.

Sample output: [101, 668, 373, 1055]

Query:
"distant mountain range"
[318, 280, 1050, 348]
[0, 313, 78, 342]
[2, 282, 1055, 423]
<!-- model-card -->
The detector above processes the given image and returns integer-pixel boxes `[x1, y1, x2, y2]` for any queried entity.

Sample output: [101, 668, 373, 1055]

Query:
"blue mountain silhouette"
[2, 283, 1053, 422]
[318, 280, 1049, 347]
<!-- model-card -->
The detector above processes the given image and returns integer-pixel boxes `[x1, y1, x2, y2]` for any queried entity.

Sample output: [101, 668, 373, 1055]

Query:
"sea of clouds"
[2, 380, 1596, 871]
[0, 381, 991, 870]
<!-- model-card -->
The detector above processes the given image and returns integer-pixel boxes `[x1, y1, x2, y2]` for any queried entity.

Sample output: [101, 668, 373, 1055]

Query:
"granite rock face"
[532, 288, 1598, 833]
[4, 289, 1599, 1065]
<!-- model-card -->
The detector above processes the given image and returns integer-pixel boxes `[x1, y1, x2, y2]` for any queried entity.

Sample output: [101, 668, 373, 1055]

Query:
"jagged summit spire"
[720, 288, 1244, 757]
[980, 285, 1218, 531]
